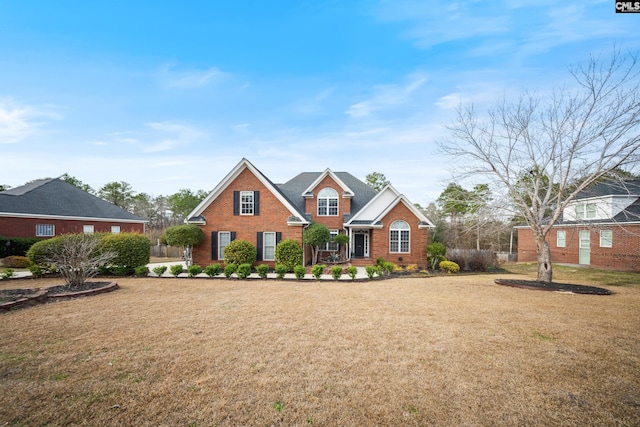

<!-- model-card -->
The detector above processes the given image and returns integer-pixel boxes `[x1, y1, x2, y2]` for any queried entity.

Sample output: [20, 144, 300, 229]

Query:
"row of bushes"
[427, 243, 500, 273]
[149, 263, 363, 280]
[0, 236, 45, 258]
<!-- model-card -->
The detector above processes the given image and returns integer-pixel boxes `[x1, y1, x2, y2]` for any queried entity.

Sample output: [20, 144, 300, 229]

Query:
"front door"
[354, 234, 365, 257]
[579, 230, 590, 265]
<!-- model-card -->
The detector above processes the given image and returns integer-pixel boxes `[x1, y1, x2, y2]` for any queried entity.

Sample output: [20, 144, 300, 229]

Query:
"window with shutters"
[240, 191, 254, 215]
[218, 231, 231, 260]
[263, 232, 276, 261]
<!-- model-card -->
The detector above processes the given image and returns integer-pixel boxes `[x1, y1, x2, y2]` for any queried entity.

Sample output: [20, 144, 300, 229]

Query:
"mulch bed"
[0, 281, 118, 311]
[494, 279, 612, 295]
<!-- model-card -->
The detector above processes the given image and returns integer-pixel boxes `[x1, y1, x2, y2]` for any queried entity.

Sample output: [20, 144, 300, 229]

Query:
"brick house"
[0, 178, 146, 238]
[187, 158, 433, 267]
[517, 180, 640, 272]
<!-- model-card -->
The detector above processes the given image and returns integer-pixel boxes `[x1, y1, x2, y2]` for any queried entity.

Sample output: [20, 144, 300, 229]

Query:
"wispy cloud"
[346, 72, 427, 118]
[158, 63, 229, 89]
[143, 121, 206, 152]
[0, 99, 62, 143]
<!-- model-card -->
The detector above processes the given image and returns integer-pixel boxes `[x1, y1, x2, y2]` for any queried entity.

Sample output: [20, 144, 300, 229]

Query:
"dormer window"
[575, 203, 596, 219]
[318, 187, 338, 216]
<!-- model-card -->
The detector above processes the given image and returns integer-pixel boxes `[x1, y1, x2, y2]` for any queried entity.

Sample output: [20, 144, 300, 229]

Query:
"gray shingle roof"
[576, 179, 640, 199]
[0, 179, 145, 222]
[277, 172, 378, 217]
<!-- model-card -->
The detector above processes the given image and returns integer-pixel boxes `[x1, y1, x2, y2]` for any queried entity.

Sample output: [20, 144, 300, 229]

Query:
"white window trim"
[36, 224, 55, 237]
[263, 231, 276, 261]
[240, 191, 254, 215]
[599, 230, 613, 248]
[83, 225, 95, 234]
[111, 225, 121, 234]
[556, 230, 566, 248]
[218, 231, 231, 260]
[317, 187, 338, 216]
[324, 229, 339, 251]
[389, 220, 410, 254]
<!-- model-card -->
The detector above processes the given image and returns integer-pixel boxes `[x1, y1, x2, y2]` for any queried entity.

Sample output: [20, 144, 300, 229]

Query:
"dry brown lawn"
[1, 274, 639, 426]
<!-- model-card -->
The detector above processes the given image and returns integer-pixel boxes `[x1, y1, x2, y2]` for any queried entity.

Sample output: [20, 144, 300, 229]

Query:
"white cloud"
[435, 93, 462, 110]
[143, 121, 206, 153]
[158, 63, 229, 89]
[0, 99, 62, 143]
[346, 73, 428, 118]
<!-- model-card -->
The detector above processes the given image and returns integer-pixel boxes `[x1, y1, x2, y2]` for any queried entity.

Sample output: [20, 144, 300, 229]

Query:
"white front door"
[579, 230, 590, 265]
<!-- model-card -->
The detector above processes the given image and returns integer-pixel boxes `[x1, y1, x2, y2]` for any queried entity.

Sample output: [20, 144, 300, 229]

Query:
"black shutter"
[276, 232, 282, 245]
[233, 191, 240, 216]
[254, 191, 260, 215]
[230, 231, 236, 241]
[211, 231, 217, 260]
[256, 232, 263, 261]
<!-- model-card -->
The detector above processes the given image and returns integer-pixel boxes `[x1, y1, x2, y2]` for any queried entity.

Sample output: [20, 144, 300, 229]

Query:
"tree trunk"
[535, 234, 553, 282]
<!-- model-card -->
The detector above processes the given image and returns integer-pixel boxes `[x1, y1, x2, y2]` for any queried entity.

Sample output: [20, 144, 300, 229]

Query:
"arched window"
[390, 220, 410, 253]
[318, 187, 338, 216]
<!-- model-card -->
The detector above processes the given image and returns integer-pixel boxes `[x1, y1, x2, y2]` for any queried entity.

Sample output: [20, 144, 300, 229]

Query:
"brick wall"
[304, 175, 351, 229]
[517, 224, 640, 272]
[370, 202, 428, 267]
[0, 216, 144, 238]
[192, 168, 304, 268]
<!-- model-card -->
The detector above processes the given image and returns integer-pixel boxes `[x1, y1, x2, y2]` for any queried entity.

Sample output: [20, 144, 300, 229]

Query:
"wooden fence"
[150, 245, 183, 258]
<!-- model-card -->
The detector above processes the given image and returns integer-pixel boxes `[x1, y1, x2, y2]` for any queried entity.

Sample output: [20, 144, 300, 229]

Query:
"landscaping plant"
[187, 265, 203, 277]
[346, 266, 358, 280]
[236, 263, 252, 279]
[439, 260, 460, 274]
[204, 264, 222, 277]
[294, 265, 306, 280]
[153, 265, 168, 276]
[275, 239, 303, 272]
[256, 264, 269, 279]
[331, 266, 343, 280]
[223, 240, 257, 266]
[224, 263, 237, 278]
[311, 264, 326, 280]
[170, 264, 184, 277]
[134, 266, 149, 277]
[275, 264, 287, 279]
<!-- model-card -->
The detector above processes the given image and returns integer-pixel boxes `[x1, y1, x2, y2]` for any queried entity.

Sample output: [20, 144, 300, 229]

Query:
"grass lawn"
[1, 271, 639, 426]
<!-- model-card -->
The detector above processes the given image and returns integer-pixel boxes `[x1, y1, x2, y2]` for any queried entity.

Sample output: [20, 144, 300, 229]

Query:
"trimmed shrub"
[26, 238, 64, 271]
[331, 266, 343, 280]
[29, 265, 45, 277]
[204, 264, 222, 277]
[294, 265, 306, 280]
[382, 261, 395, 275]
[365, 265, 378, 279]
[346, 266, 358, 280]
[0, 236, 44, 258]
[153, 265, 168, 276]
[135, 266, 149, 277]
[439, 260, 460, 274]
[445, 249, 496, 272]
[1, 268, 15, 279]
[275, 239, 303, 272]
[187, 265, 203, 277]
[275, 264, 287, 279]
[170, 264, 184, 277]
[4, 255, 29, 268]
[224, 263, 237, 278]
[256, 264, 269, 279]
[236, 263, 252, 279]
[99, 232, 151, 275]
[311, 264, 325, 280]
[224, 240, 257, 267]
[405, 264, 418, 273]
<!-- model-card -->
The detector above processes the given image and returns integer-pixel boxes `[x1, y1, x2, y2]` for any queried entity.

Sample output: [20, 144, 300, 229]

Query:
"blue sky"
[1, 0, 638, 205]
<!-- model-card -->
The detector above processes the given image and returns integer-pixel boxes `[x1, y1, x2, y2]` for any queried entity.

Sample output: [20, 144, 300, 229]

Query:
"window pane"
[111, 226, 121, 234]
[83, 225, 94, 234]
[557, 230, 566, 247]
[586, 204, 596, 218]
[219, 232, 231, 260]
[264, 232, 276, 261]
[241, 191, 254, 215]
[36, 224, 55, 237]
[600, 230, 612, 248]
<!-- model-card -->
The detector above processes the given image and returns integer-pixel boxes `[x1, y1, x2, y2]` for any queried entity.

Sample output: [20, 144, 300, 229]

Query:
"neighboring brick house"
[517, 180, 640, 272]
[0, 178, 146, 238]
[187, 158, 433, 267]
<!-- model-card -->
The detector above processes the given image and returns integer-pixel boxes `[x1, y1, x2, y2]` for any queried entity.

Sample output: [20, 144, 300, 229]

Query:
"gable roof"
[187, 158, 309, 224]
[0, 179, 145, 222]
[278, 171, 378, 218]
[347, 185, 434, 228]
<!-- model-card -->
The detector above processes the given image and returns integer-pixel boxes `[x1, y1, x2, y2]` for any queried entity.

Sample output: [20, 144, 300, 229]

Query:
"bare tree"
[440, 48, 640, 282]
[45, 234, 116, 287]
